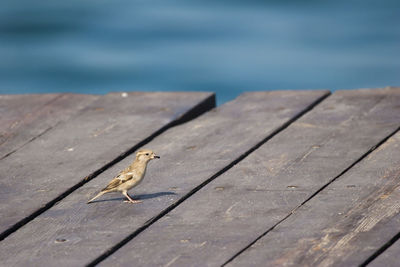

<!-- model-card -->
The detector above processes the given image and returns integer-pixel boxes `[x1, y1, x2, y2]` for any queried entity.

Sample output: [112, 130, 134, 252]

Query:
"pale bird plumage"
[87, 149, 160, 204]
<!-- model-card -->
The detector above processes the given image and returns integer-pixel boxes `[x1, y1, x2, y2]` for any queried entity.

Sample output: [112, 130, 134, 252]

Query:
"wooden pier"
[0, 88, 400, 266]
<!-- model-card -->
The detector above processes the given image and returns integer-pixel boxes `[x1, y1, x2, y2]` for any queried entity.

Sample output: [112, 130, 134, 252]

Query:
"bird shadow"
[88, 191, 177, 204]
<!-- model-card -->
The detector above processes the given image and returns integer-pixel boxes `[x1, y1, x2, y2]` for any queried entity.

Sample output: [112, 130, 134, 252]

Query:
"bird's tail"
[87, 191, 106, 204]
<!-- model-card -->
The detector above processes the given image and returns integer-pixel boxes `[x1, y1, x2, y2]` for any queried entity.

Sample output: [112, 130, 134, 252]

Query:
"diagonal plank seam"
[0, 94, 216, 242]
[0, 125, 54, 161]
[0, 94, 67, 160]
[222, 125, 400, 267]
[86, 91, 331, 267]
[360, 225, 400, 266]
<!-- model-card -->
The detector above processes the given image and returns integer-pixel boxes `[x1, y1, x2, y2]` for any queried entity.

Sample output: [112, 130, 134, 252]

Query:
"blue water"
[1, 0, 399, 104]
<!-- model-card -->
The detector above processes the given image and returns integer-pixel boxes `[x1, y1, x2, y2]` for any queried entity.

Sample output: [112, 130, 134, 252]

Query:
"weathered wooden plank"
[229, 132, 400, 267]
[369, 234, 400, 267]
[0, 93, 98, 159]
[97, 88, 400, 266]
[0, 90, 329, 266]
[0, 94, 58, 132]
[0, 92, 215, 239]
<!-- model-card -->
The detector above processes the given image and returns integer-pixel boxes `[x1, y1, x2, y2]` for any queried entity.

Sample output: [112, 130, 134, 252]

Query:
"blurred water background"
[0, 0, 399, 105]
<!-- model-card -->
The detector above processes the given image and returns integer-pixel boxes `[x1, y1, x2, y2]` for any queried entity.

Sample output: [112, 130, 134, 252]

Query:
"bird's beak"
[154, 155, 160, 159]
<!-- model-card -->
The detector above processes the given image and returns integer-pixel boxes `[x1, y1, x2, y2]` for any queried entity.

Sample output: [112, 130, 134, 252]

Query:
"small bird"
[87, 149, 160, 204]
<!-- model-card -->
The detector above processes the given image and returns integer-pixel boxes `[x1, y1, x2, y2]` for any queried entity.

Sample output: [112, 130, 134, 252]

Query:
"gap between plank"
[0, 126, 54, 161]
[0, 94, 216, 241]
[222, 125, 400, 267]
[0, 94, 67, 160]
[360, 225, 400, 266]
[86, 92, 331, 267]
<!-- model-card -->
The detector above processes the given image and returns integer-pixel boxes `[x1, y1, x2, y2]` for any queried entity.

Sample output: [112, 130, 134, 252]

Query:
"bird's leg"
[122, 191, 142, 203]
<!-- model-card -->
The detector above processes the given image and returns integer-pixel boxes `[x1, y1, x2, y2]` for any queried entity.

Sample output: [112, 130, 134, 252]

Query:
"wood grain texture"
[98, 87, 400, 267]
[229, 131, 400, 267]
[0, 92, 214, 238]
[0, 90, 329, 266]
[227, 89, 400, 267]
[0, 93, 97, 159]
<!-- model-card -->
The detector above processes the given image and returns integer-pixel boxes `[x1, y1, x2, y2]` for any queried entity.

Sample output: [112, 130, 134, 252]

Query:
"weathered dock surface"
[0, 92, 214, 238]
[0, 88, 399, 266]
[0, 93, 98, 159]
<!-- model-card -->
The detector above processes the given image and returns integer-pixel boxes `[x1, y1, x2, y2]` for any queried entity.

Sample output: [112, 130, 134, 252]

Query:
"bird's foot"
[124, 199, 142, 204]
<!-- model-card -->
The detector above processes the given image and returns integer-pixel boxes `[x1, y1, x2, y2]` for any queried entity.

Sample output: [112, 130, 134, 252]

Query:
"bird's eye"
[145, 153, 149, 156]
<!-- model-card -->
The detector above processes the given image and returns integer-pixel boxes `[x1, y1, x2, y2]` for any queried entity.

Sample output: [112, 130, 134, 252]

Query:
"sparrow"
[87, 149, 160, 204]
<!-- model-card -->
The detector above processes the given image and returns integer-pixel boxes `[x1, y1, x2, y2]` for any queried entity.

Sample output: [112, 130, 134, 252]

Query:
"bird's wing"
[101, 171, 134, 192]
